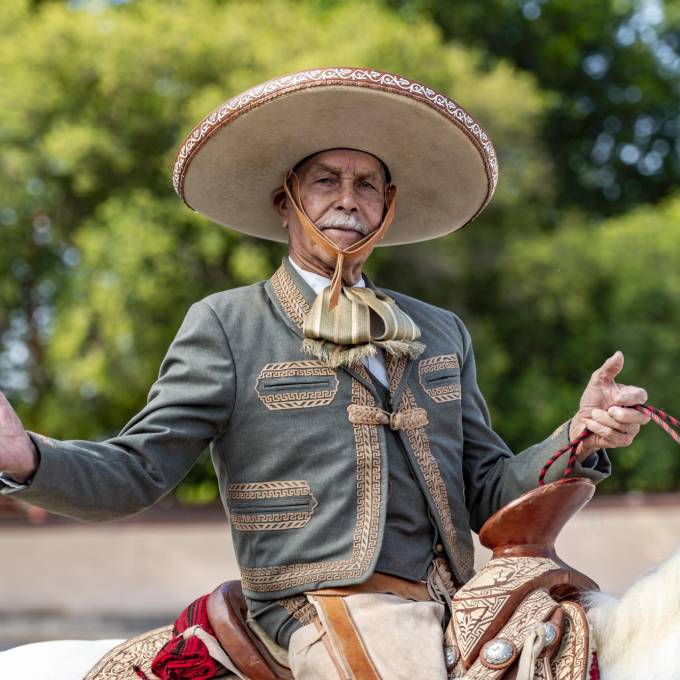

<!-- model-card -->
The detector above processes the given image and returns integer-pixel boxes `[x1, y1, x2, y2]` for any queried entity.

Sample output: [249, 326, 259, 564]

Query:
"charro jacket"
[3, 258, 609, 600]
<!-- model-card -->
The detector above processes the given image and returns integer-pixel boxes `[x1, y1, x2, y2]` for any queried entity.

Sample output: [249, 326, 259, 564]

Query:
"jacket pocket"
[418, 354, 462, 403]
[227, 480, 317, 531]
[255, 361, 339, 410]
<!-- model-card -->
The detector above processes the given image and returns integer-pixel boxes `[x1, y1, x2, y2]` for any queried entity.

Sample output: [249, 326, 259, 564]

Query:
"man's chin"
[321, 228, 366, 249]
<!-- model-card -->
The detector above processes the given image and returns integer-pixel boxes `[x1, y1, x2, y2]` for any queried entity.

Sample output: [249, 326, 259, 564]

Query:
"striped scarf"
[302, 284, 425, 367]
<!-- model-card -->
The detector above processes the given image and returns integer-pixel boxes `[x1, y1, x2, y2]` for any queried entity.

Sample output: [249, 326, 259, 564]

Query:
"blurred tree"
[388, 0, 680, 217]
[496, 194, 680, 493]
[0, 0, 553, 502]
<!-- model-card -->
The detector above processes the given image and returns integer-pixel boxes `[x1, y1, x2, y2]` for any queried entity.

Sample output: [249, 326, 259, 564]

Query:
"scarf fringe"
[302, 338, 376, 367]
[376, 339, 425, 360]
[302, 338, 424, 368]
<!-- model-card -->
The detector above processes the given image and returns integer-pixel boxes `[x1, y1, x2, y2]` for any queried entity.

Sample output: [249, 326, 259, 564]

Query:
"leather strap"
[310, 594, 381, 680]
[284, 171, 398, 308]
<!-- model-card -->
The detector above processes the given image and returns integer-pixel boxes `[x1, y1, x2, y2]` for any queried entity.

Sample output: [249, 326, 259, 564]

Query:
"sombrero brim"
[173, 67, 498, 246]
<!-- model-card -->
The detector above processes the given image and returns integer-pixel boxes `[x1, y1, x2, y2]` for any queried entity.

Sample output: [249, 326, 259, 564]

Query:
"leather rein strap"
[539, 403, 680, 485]
[283, 171, 398, 309]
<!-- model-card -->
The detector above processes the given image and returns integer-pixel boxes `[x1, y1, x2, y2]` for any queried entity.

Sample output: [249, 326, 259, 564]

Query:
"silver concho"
[483, 638, 515, 666]
[543, 622, 558, 646]
[444, 645, 459, 669]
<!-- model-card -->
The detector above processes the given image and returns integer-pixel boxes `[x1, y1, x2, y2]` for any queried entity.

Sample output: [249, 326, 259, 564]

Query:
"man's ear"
[271, 186, 289, 228]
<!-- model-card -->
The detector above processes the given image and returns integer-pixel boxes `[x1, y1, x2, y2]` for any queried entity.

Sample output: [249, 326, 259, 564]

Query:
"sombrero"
[172, 67, 498, 246]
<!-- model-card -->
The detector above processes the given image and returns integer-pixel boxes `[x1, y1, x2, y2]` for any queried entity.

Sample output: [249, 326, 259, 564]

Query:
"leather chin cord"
[283, 171, 398, 309]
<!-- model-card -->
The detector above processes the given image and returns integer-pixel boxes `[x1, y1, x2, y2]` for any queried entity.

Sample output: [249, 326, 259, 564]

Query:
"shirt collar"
[288, 256, 366, 296]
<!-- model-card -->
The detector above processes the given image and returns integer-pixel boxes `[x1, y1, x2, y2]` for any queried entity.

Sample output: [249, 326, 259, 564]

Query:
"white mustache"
[317, 213, 368, 235]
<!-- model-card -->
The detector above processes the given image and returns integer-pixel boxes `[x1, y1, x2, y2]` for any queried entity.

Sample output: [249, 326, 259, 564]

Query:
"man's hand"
[0, 390, 38, 482]
[571, 351, 650, 461]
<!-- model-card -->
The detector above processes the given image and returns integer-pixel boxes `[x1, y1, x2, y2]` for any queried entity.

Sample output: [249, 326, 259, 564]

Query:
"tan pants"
[288, 592, 448, 680]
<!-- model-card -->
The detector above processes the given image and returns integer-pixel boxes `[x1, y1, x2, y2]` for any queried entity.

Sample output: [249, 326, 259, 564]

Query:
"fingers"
[613, 385, 648, 407]
[0, 390, 21, 429]
[607, 405, 651, 425]
[594, 351, 624, 383]
[584, 405, 646, 449]
[584, 416, 639, 448]
[589, 408, 638, 433]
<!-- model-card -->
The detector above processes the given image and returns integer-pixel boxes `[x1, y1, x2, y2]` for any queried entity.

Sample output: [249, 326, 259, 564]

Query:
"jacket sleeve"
[0, 300, 235, 522]
[453, 314, 611, 533]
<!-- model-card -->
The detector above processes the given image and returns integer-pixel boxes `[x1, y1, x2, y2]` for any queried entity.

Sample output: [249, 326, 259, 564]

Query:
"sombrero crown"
[173, 67, 498, 245]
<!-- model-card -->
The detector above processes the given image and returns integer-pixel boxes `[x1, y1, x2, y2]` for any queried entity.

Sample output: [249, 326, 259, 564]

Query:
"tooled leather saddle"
[204, 478, 598, 679]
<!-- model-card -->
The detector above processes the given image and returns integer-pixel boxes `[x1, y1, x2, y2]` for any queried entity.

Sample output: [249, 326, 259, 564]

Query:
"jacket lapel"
[265, 257, 378, 397]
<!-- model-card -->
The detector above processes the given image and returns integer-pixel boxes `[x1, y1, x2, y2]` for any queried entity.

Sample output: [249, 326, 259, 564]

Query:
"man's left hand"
[571, 351, 650, 461]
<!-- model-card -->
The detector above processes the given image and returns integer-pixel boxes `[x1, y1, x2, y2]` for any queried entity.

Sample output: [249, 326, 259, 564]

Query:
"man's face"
[274, 148, 388, 276]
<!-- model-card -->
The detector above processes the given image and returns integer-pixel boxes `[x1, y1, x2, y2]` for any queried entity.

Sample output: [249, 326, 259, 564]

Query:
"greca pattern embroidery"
[386, 353, 408, 395]
[239, 377, 382, 592]
[270, 265, 310, 329]
[228, 480, 318, 532]
[400, 386, 473, 580]
[255, 361, 339, 411]
[418, 354, 462, 403]
[173, 68, 498, 200]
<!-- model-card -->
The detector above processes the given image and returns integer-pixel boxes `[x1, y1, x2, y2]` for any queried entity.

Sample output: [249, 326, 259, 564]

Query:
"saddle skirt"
[445, 478, 599, 679]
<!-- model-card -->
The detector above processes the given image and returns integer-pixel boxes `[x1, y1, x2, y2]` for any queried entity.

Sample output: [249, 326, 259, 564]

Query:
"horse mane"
[585, 548, 680, 680]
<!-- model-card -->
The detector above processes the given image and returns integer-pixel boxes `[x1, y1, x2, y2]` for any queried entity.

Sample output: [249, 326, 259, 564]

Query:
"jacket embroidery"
[240, 377, 382, 592]
[387, 354, 408, 396]
[277, 595, 318, 625]
[418, 354, 462, 403]
[271, 265, 310, 329]
[228, 480, 318, 531]
[400, 386, 473, 580]
[255, 361, 339, 410]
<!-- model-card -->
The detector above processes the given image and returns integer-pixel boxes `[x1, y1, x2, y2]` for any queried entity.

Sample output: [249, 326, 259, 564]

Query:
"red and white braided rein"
[538, 404, 680, 486]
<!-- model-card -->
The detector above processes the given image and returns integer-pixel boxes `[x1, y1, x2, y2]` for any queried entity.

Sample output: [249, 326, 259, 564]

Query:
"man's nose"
[334, 180, 359, 211]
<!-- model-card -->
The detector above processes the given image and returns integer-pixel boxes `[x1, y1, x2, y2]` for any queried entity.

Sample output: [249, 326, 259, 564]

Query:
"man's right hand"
[0, 391, 38, 482]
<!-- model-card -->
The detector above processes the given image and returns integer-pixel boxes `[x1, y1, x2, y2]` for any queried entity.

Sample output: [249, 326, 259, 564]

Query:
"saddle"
[203, 478, 598, 680]
[84, 478, 598, 680]
[205, 581, 293, 680]
[445, 478, 598, 678]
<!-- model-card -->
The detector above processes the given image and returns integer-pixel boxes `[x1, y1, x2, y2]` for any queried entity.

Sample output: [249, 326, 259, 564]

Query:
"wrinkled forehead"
[293, 148, 392, 183]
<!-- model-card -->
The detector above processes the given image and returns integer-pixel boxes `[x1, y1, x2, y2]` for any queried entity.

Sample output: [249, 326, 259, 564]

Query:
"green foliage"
[497, 195, 680, 492]
[1, 0, 677, 500]
[389, 0, 680, 216]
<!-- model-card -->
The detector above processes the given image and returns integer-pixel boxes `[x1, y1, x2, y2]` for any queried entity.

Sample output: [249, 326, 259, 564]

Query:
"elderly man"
[0, 69, 650, 679]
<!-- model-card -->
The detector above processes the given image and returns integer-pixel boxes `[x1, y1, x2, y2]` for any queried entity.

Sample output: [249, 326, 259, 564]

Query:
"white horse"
[1, 549, 679, 680]
[585, 547, 680, 680]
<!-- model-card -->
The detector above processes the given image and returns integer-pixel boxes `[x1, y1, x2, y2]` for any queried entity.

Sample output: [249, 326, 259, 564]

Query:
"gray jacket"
[2, 258, 609, 600]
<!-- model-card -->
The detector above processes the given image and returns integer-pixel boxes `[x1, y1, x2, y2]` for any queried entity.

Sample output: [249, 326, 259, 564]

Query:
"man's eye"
[359, 181, 377, 190]
[316, 177, 335, 185]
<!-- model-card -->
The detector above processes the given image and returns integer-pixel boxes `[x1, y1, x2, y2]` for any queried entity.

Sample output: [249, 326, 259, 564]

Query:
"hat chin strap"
[284, 171, 398, 309]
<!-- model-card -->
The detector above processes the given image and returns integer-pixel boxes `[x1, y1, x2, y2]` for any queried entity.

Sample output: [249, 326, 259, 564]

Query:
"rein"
[538, 404, 680, 486]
